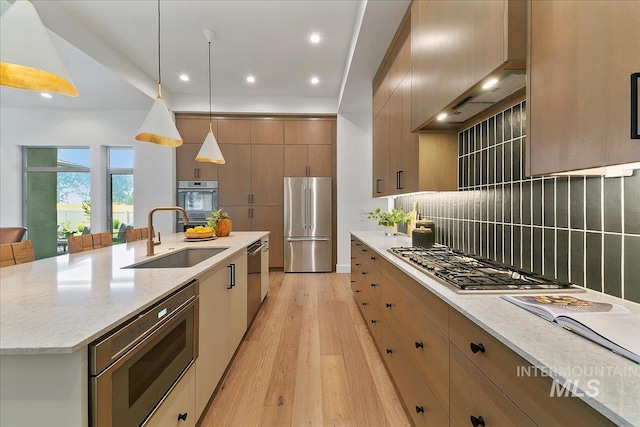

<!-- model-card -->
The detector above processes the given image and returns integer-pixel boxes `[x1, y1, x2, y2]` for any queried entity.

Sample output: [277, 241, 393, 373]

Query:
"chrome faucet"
[147, 206, 189, 256]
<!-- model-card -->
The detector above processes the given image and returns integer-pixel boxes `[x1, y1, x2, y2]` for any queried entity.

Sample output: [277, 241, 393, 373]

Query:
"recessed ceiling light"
[482, 78, 498, 90]
[311, 77, 319, 85]
[246, 76, 256, 83]
[436, 112, 447, 121]
[310, 33, 321, 44]
[40, 93, 52, 98]
[179, 74, 189, 82]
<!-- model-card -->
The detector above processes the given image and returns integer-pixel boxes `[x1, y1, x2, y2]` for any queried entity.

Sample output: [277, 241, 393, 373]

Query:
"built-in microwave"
[176, 181, 218, 229]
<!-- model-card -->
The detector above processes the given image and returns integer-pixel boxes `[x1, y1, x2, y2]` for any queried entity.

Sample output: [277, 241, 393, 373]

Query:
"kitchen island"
[0, 231, 268, 426]
[351, 231, 640, 427]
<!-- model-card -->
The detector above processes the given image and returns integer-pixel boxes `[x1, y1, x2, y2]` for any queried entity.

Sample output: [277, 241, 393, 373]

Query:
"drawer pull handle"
[361, 272, 367, 275]
[362, 249, 367, 252]
[350, 280, 355, 283]
[415, 406, 424, 414]
[470, 415, 485, 427]
[178, 413, 188, 422]
[356, 243, 360, 246]
[351, 256, 355, 260]
[355, 263, 360, 266]
[385, 303, 392, 308]
[470, 343, 485, 354]
[386, 349, 393, 354]
[371, 256, 376, 260]
[355, 290, 361, 293]
[362, 302, 367, 306]
[370, 283, 376, 287]
[371, 319, 377, 324]
[415, 341, 424, 349]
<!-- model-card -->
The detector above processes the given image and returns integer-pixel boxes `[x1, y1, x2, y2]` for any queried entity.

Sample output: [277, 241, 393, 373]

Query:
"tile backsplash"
[395, 100, 640, 303]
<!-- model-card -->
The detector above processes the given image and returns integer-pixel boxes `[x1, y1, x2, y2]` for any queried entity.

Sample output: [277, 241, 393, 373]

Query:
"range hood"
[421, 70, 526, 131]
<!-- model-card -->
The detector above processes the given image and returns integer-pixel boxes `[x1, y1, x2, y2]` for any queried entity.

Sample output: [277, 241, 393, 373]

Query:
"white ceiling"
[1, 0, 410, 114]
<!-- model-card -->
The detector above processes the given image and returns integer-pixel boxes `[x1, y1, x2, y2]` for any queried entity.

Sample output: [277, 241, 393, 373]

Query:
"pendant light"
[0, 0, 78, 96]
[196, 29, 225, 164]
[135, 0, 183, 148]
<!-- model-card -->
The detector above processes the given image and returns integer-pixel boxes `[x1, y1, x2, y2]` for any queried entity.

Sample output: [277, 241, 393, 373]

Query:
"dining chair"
[92, 231, 113, 249]
[0, 227, 27, 244]
[0, 241, 35, 267]
[67, 234, 94, 254]
[125, 227, 154, 243]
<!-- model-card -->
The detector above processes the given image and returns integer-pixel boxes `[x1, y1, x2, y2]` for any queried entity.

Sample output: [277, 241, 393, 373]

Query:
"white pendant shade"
[135, 96, 183, 147]
[0, 0, 78, 96]
[196, 130, 225, 164]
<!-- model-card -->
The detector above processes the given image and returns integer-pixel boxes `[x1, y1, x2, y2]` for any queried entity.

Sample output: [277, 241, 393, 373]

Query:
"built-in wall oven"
[176, 181, 218, 230]
[89, 281, 199, 427]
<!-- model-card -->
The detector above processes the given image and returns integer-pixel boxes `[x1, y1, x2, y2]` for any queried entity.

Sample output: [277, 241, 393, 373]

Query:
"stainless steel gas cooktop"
[388, 245, 584, 294]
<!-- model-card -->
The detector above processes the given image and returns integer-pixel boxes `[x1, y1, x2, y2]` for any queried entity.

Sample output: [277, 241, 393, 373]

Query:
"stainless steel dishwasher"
[247, 239, 266, 325]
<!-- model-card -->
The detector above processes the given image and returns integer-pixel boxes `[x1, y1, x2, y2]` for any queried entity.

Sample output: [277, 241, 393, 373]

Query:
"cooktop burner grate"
[388, 245, 578, 293]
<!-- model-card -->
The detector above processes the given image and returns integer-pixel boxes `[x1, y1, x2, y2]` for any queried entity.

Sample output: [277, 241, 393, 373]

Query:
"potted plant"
[367, 207, 412, 236]
[207, 208, 232, 237]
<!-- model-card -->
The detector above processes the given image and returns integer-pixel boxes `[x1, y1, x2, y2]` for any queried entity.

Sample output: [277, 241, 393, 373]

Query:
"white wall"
[336, 113, 387, 273]
[0, 108, 176, 236]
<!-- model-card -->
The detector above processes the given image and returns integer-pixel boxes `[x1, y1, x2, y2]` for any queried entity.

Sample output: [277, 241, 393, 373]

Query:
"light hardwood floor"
[199, 272, 410, 427]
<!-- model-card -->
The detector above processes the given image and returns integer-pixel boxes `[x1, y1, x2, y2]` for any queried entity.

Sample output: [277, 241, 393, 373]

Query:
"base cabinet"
[195, 249, 248, 420]
[350, 235, 614, 427]
[145, 365, 195, 427]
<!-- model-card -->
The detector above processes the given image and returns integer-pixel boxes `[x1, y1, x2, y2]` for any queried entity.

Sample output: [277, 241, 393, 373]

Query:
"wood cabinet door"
[372, 102, 390, 196]
[218, 119, 251, 144]
[252, 206, 284, 268]
[400, 72, 419, 193]
[528, 0, 640, 174]
[307, 145, 331, 177]
[283, 145, 308, 177]
[388, 83, 403, 195]
[220, 206, 252, 232]
[176, 117, 215, 143]
[251, 145, 284, 206]
[284, 120, 332, 144]
[176, 143, 199, 181]
[195, 264, 229, 418]
[218, 144, 251, 206]
[251, 120, 284, 144]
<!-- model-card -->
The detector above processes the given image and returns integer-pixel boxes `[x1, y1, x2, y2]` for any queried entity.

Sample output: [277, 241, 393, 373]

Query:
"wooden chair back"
[68, 232, 114, 254]
[0, 227, 27, 244]
[125, 227, 154, 243]
[0, 241, 35, 267]
[92, 231, 113, 249]
[68, 234, 94, 254]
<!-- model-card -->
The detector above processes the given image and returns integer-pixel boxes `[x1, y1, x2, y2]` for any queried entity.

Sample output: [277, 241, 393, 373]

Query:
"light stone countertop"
[0, 231, 267, 356]
[352, 230, 640, 427]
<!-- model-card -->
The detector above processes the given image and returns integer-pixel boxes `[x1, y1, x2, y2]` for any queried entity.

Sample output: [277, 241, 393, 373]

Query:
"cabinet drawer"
[450, 344, 534, 427]
[449, 308, 614, 426]
[145, 364, 195, 427]
[380, 256, 449, 335]
[381, 283, 449, 415]
[382, 322, 448, 427]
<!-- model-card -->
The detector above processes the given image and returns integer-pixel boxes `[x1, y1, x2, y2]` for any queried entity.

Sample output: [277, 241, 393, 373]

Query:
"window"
[24, 148, 91, 259]
[108, 148, 134, 244]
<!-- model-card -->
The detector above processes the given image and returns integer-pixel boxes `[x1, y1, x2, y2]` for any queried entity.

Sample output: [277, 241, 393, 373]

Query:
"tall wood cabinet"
[527, 0, 640, 175]
[410, 0, 526, 130]
[372, 7, 458, 197]
[176, 115, 335, 269]
[176, 118, 219, 180]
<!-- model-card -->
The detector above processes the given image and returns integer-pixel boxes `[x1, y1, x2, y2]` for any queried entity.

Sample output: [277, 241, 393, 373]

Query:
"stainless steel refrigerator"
[284, 177, 332, 272]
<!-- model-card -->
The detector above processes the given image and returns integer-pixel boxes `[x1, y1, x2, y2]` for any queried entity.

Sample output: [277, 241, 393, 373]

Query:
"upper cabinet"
[372, 7, 458, 197]
[176, 117, 218, 180]
[410, 0, 526, 131]
[527, 1, 640, 175]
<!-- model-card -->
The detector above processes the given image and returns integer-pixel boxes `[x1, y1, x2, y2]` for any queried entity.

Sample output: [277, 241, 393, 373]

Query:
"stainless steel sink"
[124, 247, 229, 269]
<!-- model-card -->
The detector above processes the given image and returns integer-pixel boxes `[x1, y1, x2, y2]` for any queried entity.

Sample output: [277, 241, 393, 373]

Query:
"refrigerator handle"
[286, 237, 330, 242]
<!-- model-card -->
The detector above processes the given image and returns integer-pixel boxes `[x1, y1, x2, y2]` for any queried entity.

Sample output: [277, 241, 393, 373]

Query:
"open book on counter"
[501, 295, 640, 364]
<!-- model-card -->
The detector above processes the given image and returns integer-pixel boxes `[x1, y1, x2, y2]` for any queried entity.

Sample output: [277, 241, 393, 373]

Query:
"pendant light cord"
[208, 41, 212, 124]
[157, 0, 161, 87]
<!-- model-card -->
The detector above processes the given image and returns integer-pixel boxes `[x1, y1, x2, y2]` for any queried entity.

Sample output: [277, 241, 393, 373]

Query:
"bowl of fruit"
[184, 225, 215, 240]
